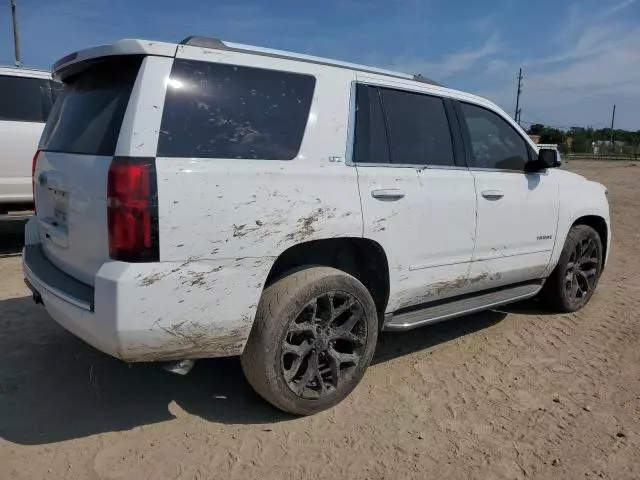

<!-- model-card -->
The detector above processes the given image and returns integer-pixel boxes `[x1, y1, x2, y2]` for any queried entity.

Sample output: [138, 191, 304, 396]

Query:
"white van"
[23, 38, 610, 415]
[0, 66, 57, 213]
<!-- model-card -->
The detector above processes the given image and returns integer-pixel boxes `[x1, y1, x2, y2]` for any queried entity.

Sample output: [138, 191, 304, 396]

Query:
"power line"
[518, 116, 611, 131]
[523, 79, 640, 100]
[10, 0, 21, 66]
[610, 105, 616, 144]
[519, 111, 549, 125]
[518, 111, 579, 130]
[514, 67, 523, 125]
[519, 119, 575, 130]
[519, 120, 611, 131]
[519, 110, 612, 129]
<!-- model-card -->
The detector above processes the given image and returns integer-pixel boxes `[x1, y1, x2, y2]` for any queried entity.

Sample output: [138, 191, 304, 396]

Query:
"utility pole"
[10, 0, 22, 67]
[514, 67, 523, 125]
[609, 104, 616, 148]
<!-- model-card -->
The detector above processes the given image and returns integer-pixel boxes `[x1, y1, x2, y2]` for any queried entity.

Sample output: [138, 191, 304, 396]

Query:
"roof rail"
[179, 36, 441, 87]
[413, 74, 439, 86]
[181, 36, 227, 50]
[0, 64, 50, 73]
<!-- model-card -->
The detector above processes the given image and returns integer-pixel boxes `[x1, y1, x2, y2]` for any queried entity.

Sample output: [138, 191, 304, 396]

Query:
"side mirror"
[539, 148, 561, 168]
[526, 148, 561, 171]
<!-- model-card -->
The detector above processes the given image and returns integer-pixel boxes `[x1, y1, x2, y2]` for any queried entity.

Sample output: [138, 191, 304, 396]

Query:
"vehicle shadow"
[0, 218, 27, 257]
[0, 295, 506, 446]
[372, 309, 506, 365]
[494, 297, 559, 316]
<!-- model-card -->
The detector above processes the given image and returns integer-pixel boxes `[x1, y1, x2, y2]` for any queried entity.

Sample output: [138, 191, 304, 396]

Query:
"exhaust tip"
[162, 359, 196, 376]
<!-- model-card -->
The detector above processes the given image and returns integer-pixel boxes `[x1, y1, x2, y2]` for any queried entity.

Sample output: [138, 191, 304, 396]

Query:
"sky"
[1, 0, 639, 130]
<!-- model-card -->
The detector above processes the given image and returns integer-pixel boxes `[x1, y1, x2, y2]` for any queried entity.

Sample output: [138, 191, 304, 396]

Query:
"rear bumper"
[22, 221, 273, 362]
[23, 244, 120, 358]
[23, 244, 94, 310]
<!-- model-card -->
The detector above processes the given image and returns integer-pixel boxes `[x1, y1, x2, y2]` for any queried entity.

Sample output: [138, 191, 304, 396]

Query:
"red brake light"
[107, 157, 159, 262]
[32, 150, 40, 211]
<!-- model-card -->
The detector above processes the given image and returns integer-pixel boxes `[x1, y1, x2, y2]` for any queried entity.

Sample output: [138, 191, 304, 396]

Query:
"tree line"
[526, 124, 640, 154]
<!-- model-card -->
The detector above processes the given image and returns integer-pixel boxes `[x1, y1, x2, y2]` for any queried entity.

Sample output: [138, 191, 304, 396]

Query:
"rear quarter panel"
[121, 50, 363, 358]
[156, 48, 362, 262]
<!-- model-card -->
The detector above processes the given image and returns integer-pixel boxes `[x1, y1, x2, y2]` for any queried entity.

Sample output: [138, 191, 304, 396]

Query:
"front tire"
[541, 225, 603, 312]
[241, 266, 378, 415]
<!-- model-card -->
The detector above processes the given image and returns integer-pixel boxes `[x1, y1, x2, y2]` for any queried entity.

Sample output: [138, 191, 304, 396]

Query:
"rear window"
[379, 87, 455, 167]
[353, 84, 456, 167]
[354, 84, 391, 164]
[0, 74, 55, 123]
[40, 57, 142, 156]
[158, 60, 316, 160]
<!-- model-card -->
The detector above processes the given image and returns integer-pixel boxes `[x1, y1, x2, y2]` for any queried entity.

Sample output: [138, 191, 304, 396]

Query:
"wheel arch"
[572, 215, 609, 269]
[264, 237, 390, 317]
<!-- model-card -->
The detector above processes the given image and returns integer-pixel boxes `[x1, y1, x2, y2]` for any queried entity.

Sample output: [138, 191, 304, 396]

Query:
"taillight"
[32, 150, 40, 212]
[107, 157, 159, 262]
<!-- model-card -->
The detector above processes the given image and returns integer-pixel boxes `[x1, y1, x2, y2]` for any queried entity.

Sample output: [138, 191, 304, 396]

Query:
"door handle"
[481, 189, 504, 200]
[371, 189, 406, 200]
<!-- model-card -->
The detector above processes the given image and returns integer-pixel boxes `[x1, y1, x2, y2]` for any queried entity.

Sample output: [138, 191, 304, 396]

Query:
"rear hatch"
[34, 56, 143, 286]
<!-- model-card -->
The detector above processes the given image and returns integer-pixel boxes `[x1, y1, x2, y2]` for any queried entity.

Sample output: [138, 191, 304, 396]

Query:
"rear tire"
[541, 225, 603, 313]
[241, 266, 378, 415]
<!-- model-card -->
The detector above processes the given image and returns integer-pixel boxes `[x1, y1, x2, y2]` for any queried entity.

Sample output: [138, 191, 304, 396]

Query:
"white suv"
[0, 66, 56, 213]
[22, 37, 611, 415]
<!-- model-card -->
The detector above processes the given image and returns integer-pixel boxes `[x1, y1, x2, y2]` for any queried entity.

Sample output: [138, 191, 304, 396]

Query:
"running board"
[383, 281, 543, 332]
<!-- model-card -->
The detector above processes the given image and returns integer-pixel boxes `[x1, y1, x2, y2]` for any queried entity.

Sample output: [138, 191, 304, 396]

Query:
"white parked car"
[23, 37, 611, 415]
[0, 66, 56, 213]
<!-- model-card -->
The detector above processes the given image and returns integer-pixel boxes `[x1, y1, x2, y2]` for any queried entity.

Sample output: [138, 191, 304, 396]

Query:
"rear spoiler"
[52, 39, 177, 81]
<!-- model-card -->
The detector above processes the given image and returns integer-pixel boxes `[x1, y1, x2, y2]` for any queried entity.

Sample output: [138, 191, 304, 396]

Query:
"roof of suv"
[50, 37, 528, 137]
[51, 36, 440, 86]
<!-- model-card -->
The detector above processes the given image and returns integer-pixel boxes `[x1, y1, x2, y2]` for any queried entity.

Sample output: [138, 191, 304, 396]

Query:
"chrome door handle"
[481, 189, 504, 200]
[371, 189, 406, 200]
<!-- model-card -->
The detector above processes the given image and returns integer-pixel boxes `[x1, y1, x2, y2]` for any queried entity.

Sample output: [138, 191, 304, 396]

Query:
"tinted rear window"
[354, 84, 391, 164]
[379, 87, 455, 166]
[40, 57, 142, 156]
[0, 75, 55, 123]
[158, 60, 316, 160]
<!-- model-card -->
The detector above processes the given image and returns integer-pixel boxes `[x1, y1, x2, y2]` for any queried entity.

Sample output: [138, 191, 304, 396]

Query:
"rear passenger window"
[354, 85, 390, 164]
[0, 75, 54, 123]
[158, 60, 316, 160]
[379, 88, 455, 166]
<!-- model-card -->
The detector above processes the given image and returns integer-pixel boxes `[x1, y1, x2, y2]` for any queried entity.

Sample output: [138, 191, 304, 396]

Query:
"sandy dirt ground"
[1, 160, 638, 480]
